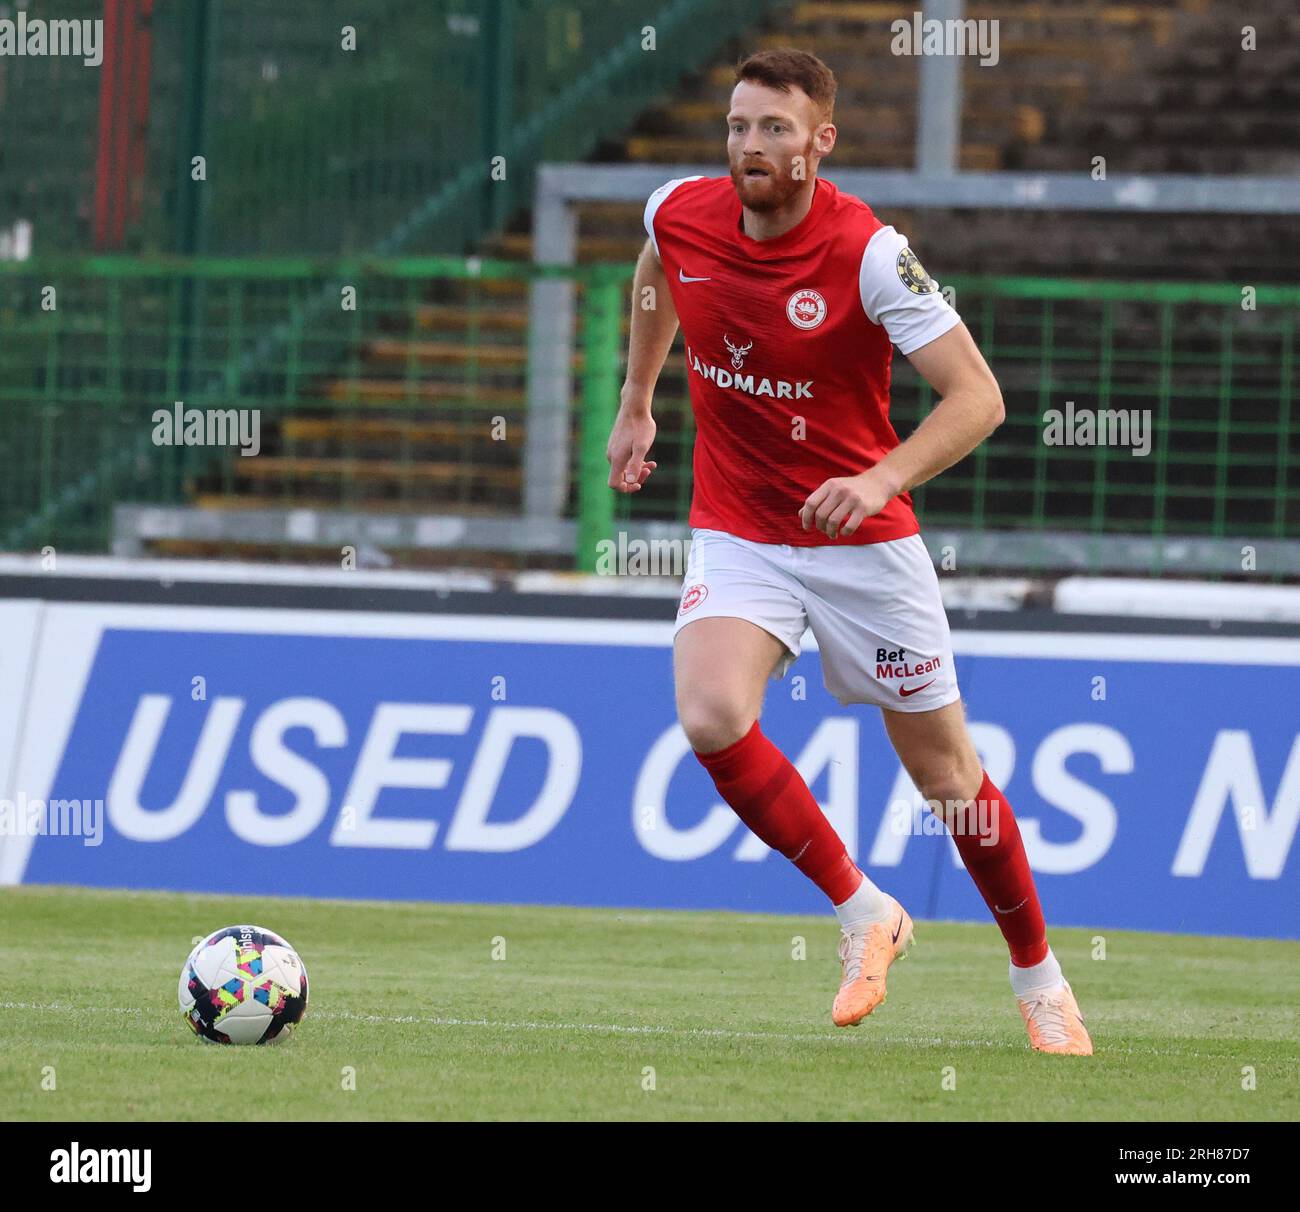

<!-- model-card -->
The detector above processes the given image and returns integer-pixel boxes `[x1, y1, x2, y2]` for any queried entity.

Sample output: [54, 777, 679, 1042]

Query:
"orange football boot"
[831, 895, 914, 1027]
[1017, 979, 1094, 1055]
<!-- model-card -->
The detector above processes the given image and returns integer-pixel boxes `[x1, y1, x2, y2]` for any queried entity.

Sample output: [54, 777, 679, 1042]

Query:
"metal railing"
[0, 0, 790, 259]
[0, 256, 629, 553]
[612, 276, 1300, 576]
[2, 259, 1296, 576]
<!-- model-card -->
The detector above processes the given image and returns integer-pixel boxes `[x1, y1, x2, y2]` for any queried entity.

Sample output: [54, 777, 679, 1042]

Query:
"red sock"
[942, 771, 1048, 967]
[694, 720, 862, 904]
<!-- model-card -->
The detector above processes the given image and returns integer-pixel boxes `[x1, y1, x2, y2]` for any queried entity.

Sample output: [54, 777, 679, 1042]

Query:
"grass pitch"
[1, 885, 1295, 1121]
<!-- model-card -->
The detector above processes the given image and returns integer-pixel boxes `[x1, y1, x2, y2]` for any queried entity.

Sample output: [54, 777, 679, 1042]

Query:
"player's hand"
[800, 468, 897, 539]
[606, 400, 658, 493]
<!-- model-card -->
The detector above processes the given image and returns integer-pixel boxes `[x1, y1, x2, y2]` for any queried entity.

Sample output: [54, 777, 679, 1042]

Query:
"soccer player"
[606, 48, 1092, 1054]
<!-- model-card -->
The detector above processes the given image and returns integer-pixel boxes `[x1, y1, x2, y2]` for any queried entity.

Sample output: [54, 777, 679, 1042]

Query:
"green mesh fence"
[926, 280, 1297, 551]
[1, 260, 1297, 575]
[0, 257, 619, 553]
[613, 278, 1300, 573]
[0, 0, 789, 258]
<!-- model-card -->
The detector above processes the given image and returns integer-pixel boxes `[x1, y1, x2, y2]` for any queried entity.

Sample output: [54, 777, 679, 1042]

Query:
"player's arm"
[802, 322, 1003, 537]
[802, 229, 1004, 538]
[873, 321, 1005, 497]
[606, 237, 679, 493]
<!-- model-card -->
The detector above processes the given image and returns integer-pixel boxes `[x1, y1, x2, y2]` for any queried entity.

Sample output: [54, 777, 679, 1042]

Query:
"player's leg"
[673, 614, 778, 753]
[676, 616, 877, 911]
[881, 700, 1093, 1055]
[672, 533, 894, 974]
[795, 533, 964, 1027]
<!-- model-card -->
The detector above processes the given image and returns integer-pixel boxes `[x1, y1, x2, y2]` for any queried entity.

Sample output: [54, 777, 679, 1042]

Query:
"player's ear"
[815, 121, 836, 157]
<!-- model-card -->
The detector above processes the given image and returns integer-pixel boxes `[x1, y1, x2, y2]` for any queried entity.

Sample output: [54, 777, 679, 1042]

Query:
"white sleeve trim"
[858, 225, 961, 355]
[643, 176, 704, 258]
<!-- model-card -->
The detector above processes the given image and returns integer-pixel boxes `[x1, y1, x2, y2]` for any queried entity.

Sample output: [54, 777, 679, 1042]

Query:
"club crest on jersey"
[786, 288, 827, 330]
[896, 247, 938, 294]
[723, 334, 753, 369]
[679, 583, 708, 615]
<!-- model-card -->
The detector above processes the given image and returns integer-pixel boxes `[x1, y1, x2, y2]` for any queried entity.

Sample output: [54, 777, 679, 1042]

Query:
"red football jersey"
[645, 174, 961, 546]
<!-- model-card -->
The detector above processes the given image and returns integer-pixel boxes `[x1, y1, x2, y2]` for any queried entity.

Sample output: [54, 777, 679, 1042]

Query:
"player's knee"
[914, 764, 979, 813]
[678, 697, 754, 755]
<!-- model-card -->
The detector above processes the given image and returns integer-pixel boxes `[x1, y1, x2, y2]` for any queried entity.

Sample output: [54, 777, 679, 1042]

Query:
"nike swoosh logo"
[678, 268, 711, 283]
[898, 679, 935, 698]
[994, 897, 1028, 915]
[891, 918, 903, 944]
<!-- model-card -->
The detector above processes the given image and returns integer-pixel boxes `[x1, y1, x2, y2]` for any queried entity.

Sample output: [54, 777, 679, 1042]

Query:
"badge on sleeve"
[896, 247, 938, 294]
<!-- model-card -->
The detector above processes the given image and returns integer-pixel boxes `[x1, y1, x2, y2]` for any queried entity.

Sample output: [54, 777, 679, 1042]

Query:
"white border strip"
[1056, 576, 1300, 624]
[16, 601, 1300, 665]
[7, 555, 1300, 622]
[0, 553, 495, 592]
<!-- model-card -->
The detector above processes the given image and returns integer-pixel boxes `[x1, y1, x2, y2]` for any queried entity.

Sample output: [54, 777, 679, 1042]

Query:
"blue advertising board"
[2, 603, 1297, 939]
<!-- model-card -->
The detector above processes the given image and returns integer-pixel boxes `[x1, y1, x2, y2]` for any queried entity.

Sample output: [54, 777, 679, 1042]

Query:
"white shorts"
[673, 527, 960, 712]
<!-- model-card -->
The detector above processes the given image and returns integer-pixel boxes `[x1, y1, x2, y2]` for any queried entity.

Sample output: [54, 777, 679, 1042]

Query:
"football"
[178, 924, 309, 1045]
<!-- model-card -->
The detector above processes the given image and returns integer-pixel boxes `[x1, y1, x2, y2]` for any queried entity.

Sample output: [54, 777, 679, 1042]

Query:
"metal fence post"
[576, 271, 623, 571]
[525, 167, 579, 521]
[480, 0, 515, 236]
[916, 0, 964, 175]
[173, 0, 214, 409]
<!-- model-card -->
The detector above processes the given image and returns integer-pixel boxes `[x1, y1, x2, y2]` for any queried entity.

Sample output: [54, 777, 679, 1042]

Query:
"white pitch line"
[0, 1000, 923, 1046]
[0, 1001, 146, 1016]
[319, 1007, 928, 1046]
[0, 1000, 1236, 1058]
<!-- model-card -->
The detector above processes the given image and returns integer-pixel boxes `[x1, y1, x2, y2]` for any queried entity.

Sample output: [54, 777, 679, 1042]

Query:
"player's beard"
[730, 136, 815, 214]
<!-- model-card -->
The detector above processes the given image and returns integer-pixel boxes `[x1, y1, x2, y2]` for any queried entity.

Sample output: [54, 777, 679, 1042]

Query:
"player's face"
[726, 81, 827, 213]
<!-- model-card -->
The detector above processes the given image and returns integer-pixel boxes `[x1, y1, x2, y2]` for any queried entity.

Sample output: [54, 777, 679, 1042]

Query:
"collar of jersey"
[730, 176, 830, 259]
